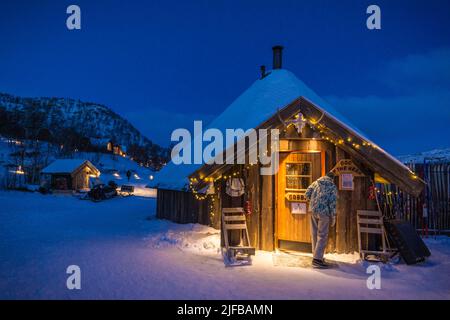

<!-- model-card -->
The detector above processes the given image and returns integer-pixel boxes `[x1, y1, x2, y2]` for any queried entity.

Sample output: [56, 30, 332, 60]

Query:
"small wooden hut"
[41, 159, 100, 191]
[152, 47, 425, 253]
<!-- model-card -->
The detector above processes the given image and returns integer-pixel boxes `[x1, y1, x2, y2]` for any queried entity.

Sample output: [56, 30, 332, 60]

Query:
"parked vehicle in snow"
[86, 181, 118, 201]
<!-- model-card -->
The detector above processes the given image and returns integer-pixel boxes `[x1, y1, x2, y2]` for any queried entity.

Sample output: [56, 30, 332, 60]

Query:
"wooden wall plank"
[260, 171, 275, 251]
[246, 164, 260, 249]
[156, 188, 210, 225]
[335, 147, 348, 252]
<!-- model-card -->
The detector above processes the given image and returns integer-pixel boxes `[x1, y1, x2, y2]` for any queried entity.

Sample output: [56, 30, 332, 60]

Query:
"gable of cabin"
[42, 160, 100, 191]
[189, 97, 424, 196]
[157, 97, 424, 253]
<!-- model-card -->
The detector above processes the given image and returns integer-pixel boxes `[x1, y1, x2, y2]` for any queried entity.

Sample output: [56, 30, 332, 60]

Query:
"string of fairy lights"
[304, 113, 419, 180]
[188, 111, 420, 222]
[189, 166, 250, 221]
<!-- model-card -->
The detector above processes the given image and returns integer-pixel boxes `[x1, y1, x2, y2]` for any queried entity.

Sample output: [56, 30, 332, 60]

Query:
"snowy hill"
[397, 148, 450, 163]
[0, 137, 158, 196]
[0, 92, 155, 148]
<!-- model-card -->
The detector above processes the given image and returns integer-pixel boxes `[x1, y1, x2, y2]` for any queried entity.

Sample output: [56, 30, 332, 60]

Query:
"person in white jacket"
[305, 171, 337, 269]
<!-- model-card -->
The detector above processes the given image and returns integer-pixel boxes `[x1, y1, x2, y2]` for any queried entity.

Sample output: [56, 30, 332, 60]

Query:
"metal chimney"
[260, 65, 266, 79]
[272, 45, 284, 69]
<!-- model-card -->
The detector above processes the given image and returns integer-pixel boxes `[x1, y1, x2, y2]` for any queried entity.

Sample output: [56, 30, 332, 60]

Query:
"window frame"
[285, 160, 313, 193]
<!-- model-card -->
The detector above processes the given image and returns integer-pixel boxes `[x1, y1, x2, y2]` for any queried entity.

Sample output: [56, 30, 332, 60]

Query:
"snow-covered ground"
[0, 191, 449, 300]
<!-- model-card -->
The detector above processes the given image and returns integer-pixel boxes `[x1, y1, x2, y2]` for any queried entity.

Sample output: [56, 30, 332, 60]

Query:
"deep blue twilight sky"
[0, 0, 449, 155]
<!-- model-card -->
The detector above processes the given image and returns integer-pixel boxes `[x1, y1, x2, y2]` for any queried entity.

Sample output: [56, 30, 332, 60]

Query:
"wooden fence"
[156, 188, 210, 225]
[376, 162, 450, 234]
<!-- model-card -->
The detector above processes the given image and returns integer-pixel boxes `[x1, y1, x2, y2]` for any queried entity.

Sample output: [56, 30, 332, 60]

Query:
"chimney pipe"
[272, 45, 284, 70]
[260, 65, 266, 79]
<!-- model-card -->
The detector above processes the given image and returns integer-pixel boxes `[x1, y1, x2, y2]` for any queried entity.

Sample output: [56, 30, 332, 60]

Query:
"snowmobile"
[86, 181, 118, 202]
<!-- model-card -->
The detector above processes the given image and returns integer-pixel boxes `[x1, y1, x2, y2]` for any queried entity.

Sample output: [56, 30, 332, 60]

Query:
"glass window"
[285, 161, 312, 192]
[286, 163, 311, 176]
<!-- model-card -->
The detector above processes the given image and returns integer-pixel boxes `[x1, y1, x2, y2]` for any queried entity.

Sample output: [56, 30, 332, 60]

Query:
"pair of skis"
[422, 158, 450, 237]
[429, 161, 450, 235]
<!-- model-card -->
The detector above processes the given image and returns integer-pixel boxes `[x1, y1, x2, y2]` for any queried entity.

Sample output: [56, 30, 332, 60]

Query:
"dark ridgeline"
[0, 92, 170, 169]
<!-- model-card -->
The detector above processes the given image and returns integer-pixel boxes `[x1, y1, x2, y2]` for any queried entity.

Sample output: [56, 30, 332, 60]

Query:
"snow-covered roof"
[41, 159, 97, 174]
[152, 69, 368, 190]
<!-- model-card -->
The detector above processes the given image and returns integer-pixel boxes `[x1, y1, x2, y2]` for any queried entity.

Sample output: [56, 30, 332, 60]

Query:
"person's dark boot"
[312, 258, 330, 269]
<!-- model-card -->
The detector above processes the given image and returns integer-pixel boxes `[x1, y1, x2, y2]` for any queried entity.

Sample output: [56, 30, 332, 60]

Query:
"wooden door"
[277, 152, 323, 244]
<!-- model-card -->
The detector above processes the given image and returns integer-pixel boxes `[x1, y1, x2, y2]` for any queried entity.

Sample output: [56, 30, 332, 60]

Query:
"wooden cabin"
[90, 138, 126, 157]
[41, 159, 100, 191]
[152, 47, 425, 254]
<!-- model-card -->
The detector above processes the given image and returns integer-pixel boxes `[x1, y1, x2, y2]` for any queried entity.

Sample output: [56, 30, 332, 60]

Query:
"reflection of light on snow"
[134, 173, 141, 180]
[149, 175, 154, 180]
[113, 172, 121, 178]
[10, 170, 25, 175]
[7, 139, 23, 146]
[12, 165, 25, 175]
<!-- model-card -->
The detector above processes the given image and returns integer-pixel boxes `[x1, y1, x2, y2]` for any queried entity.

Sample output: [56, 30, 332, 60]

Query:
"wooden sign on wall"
[291, 202, 307, 214]
[340, 173, 354, 190]
[331, 159, 365, 191]
[331, 159, 365, 177]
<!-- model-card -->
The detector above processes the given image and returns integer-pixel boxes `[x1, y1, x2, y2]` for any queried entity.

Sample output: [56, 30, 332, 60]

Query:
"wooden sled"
[357, 210, 396, 262]
[221, 207, 255, 267]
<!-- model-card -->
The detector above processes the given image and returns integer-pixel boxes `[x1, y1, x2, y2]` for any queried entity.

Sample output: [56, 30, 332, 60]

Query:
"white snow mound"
[146, 222, 221, 254]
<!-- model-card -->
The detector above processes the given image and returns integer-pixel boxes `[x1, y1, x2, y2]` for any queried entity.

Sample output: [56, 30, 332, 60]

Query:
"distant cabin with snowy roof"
[152, 46, 425, 254]
[41, 159, 100, 191]
[90, 138, 127, 157]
